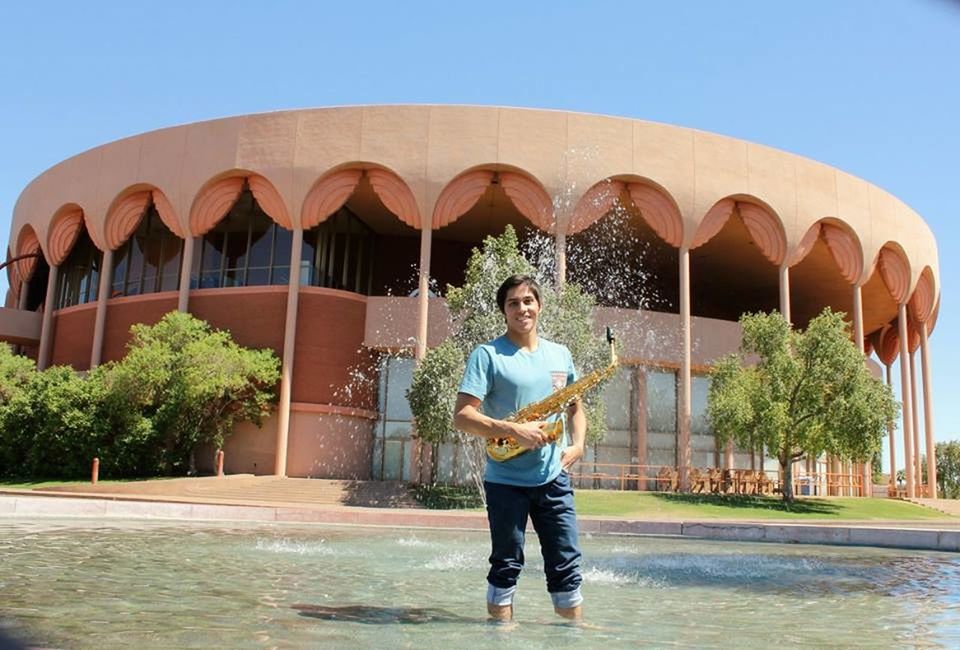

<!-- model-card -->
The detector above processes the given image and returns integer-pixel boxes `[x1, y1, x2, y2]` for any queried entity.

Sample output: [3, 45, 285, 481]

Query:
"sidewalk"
[1, 477, 959, 553]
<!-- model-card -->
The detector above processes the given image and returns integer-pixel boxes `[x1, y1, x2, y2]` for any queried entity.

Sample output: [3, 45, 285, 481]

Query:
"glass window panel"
[247, 217, 273, 268]
[271, 266, 290, 286]
[200, 232, 224, 272]
[246, 267, 269, 286]
[126, 234, 145, 293]
[112, 244, 129, 297]
[692, 375, 714, 436]
[273, 226, 292, 264]
[223, 268, 243, 287]
[160, 272, 180, 292]
[646, 369, 677, 434]
[223, 227, 248, 271]
[199, 271, 220, 289]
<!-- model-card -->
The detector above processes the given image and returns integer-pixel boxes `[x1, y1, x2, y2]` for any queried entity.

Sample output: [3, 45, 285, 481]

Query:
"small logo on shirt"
[550, 371, 566, 391]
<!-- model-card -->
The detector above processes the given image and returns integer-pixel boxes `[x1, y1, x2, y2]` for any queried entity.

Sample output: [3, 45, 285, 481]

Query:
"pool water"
[1, 519, 958, 648]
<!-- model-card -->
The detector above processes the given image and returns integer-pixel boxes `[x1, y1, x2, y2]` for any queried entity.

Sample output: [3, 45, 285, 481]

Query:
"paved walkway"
[2, 476, 959, 552]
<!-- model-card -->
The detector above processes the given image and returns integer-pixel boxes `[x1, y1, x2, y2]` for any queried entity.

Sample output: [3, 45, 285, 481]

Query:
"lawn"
[574, 491, 954, 521]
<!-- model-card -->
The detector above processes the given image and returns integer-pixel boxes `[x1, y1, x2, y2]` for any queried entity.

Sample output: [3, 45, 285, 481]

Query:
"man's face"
[503, 284, 541, 337]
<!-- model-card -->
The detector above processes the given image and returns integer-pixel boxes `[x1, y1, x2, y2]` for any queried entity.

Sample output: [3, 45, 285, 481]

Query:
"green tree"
[408, 225, 611, 483]
[101, 311, 281, 475]
[928, 441, 960, 499]
[708, 309, 898, 504]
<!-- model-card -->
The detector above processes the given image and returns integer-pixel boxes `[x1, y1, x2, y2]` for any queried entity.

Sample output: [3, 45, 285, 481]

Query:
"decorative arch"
[786, 222, 821, 267]
[499, 172, 553, 232]
[105, 189, 152, 250]
[691, 199, 736, 249]
[820, 220, 863, 284]
[301, 168, 363, 229]
[47, 205, 87, 265]
[690, 197, 786, 266]
[569, 180, 625, 235]
[14, 224, 41, 285]
[189, 173, 291, 235]
[877, 243, 911, 304]
[367, 168, 421, 230]
[151, 190, 185, 238]
[627, 181, 684, 248]
[874, 324, 899, 366]
[908, 266, 936, 324]
[432, 169, 494, 229]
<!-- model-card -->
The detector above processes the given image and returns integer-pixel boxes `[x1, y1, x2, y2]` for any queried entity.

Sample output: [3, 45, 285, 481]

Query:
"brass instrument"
[486, 328, 619, 462]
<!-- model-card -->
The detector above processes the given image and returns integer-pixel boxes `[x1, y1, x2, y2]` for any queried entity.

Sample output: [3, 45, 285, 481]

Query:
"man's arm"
[453, 393, 550, 450]
[560, 397, 586, 470]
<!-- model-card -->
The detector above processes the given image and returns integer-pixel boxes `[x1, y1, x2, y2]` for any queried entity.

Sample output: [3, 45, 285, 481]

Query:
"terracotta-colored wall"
[286, 410, 373, 479]
[293, 289, 377, 409]
[102, 293, 179, 362]
[188, 287, 287, 355]
[196, 413, 278, 476]
[51, 305, 96, 369]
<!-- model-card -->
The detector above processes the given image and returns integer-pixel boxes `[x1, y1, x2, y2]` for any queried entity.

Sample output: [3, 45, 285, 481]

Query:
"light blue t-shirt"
[458, 335, 577, 487]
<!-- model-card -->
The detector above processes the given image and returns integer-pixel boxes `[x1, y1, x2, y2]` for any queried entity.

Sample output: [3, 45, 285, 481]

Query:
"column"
[897, 305, 915, 498]
[177, 236, 195, 313]
[678, 245, 691, 491]
[17, 278, 29, 310]
[852, 284, 871, 496]
[412, 224, 433, 484]
[274, 228, 304, 477]
[779, 264, 791, 323]
[886, 364, 896, 495]
[909, 350, 922, 495]
[89, 248, 113, 368]
[919, 323, 937, 498]
[37, 265, 59, 370]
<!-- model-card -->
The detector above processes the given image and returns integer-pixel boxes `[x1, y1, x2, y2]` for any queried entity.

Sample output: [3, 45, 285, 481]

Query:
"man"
[453, 274, 586, 622]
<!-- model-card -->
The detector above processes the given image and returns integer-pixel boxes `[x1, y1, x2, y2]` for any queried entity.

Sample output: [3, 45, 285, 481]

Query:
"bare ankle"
[487, 603, 513, 621]
[555, 605, 582, 620]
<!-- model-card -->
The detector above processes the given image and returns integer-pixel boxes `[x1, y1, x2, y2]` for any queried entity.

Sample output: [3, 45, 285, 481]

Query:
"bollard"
[216, 449, 224, 477]
[91, 457, 99, 485]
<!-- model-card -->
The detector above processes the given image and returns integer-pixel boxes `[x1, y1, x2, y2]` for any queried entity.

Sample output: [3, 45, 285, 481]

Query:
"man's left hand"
[560, 444, 583, 471]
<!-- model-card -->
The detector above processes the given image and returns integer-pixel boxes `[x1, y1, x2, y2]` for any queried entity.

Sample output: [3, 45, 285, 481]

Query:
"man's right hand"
[510, 421, 549, 449]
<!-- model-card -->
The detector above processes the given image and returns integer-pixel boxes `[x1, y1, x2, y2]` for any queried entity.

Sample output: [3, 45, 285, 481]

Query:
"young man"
[454, 274, 586, 622]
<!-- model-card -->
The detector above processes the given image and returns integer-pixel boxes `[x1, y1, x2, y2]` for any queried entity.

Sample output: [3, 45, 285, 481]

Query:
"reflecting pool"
[1, 519, 959, 648]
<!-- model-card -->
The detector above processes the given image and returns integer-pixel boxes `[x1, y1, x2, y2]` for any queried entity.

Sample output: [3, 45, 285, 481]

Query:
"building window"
[111, 204, 183, 297]
[190, 187, 292, 289]
[302, 206, 375, 294]
[56, 230, 101, 309]
[646, 368, 678, 465]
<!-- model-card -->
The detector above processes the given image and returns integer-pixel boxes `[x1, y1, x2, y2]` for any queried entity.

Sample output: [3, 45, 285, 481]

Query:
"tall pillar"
[274, 228, 304, 477]
[17, 279, 29, 310]
[779, 264, 791, 323]
[177, 236, 195, 313]
[909, 350, 922, 495]
[852, 284, 871, 496]
[919, 323, 937, 498]
[89, 248, 113, 369]
[678, 245, 691, 491]
[412, 224, 434, 484]
[897, 305, 915, 498]
[414, 225, 432, 362]
[886, 364, 896, 495]
[37, 265, 59, 370]
[555, 231, 567, 286]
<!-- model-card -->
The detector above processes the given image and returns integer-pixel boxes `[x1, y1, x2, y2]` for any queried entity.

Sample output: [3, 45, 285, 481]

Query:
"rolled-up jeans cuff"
[550, 587, 583, 609]
[487, 583, 517, 606]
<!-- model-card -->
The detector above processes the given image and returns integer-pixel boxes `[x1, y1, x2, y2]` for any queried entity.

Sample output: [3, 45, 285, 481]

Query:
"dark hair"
[496, 274, 541, 313]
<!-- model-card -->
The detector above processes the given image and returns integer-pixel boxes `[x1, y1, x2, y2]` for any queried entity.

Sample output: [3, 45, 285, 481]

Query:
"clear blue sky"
[1, 1, 957, 471]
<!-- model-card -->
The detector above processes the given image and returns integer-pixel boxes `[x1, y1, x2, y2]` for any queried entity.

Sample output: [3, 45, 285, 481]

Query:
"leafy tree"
[708, 309, 898, 503]
[100, 311, 281, 475]
[408, 225, 611, 487]
[0, 344, 34, 404]
[926, 441, 960, 499]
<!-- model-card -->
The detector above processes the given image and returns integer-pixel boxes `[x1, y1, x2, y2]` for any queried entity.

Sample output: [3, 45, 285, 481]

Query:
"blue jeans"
[484, 471, 583, 608]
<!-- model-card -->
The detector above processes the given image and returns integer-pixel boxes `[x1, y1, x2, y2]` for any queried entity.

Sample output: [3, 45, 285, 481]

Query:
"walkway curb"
[2, 493, 957, 553]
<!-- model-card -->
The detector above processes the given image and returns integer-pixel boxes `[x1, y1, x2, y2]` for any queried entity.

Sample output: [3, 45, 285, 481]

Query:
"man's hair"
[496, 274, 542, 313]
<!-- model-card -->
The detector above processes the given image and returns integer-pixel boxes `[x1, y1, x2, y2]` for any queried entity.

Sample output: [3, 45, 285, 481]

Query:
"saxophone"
[486, 328, 619, 462]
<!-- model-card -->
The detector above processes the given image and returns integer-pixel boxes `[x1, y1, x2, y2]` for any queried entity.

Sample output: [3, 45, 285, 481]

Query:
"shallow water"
[1, 519, 958, 648]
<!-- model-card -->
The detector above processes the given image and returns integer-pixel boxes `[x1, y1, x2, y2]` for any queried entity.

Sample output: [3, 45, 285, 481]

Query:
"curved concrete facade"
[1, 106, 941, 496]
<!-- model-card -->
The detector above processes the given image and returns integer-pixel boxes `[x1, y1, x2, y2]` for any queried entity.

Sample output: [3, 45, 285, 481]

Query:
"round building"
[1, 105, 940, 496]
